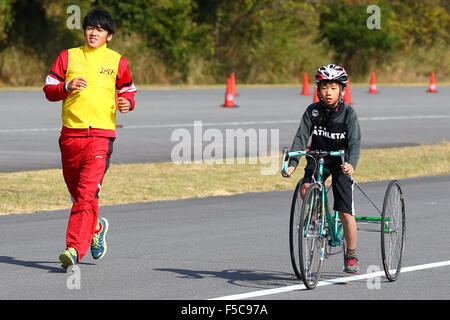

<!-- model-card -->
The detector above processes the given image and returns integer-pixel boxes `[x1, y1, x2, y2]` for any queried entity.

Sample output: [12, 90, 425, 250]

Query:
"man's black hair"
[83, 8, 115, 34]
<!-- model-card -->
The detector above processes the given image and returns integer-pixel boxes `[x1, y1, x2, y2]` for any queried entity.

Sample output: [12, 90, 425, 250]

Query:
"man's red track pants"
[59, 135, 114, 261]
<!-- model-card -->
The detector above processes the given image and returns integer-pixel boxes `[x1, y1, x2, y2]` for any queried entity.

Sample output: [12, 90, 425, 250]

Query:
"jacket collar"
[320, 101, 344, 117]
[84, 43, 107, 54]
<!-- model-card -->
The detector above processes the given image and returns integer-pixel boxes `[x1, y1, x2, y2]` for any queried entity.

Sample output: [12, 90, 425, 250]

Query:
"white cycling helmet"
[315, 64, 349, 87]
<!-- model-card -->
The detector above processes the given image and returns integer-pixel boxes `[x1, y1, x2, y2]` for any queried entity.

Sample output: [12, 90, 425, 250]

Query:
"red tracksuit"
[43, 45, 137, 260]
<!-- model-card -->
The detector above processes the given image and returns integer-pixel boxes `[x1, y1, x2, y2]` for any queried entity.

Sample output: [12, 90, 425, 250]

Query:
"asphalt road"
[1, 86, 449, 172]
[0, 174, 448, 300]
[1, 86, 449, 305]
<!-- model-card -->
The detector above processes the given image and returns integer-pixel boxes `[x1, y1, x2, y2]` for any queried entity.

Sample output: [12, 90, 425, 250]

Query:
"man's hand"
[341, 163, 355, 176]
[117, 97, 131, 113]
[281, 166, 296, 178]
[66, 77, 87, 91]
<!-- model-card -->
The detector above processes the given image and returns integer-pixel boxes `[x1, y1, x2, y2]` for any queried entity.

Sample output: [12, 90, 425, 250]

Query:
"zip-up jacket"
[289, 101, 361, 169]
[43, 43, 137, 137]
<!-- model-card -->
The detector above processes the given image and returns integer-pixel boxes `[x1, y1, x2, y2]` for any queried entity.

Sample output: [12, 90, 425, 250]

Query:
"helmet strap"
[339, 85, 344, 103]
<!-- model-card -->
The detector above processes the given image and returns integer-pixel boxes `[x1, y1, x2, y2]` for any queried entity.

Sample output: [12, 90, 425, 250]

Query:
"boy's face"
[84, 25, 113, 49]
[318, 82, 345, 108]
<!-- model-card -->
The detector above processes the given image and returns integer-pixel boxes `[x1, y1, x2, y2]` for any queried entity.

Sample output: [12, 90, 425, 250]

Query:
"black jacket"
[288, 101, 361, 169]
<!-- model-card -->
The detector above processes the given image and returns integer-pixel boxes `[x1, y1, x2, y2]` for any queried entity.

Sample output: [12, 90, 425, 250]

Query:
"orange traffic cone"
[222, 78, 237, 108]
[427, 72, 437, 93]
[300, 73, 310, 95]
[344, 80, 353, 105]
[313, 86, 319, 103]
[369, 72, 378, 94]
[230, 72, 238, 96]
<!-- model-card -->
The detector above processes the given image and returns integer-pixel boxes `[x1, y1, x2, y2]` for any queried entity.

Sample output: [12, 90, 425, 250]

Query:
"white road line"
[0, 127, 60, 133]
[359, 115, 450, 121]
[1, 115, 449, 133]
[0, 120, 295, 133]
[209, 260, 450, 300]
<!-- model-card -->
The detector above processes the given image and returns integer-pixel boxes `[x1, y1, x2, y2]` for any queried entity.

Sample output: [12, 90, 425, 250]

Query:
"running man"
[43, 8, 137, 269]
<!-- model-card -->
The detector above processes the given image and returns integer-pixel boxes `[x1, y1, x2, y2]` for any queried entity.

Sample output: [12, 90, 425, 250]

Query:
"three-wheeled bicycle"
[281, 147, 406, 289]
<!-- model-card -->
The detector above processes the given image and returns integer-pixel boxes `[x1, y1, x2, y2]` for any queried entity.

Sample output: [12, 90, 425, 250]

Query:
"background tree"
[319, 0, 397, 77]
[0, 0, 448, 86]
[0, 0, 14, 45]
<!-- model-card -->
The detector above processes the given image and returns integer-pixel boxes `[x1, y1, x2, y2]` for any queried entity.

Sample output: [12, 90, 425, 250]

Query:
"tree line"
[0, 0, 448, 86]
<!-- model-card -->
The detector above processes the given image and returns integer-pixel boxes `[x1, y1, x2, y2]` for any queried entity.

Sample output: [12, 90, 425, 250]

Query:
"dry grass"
[0, 142, 449, 215]
[0, 45, 46, 86]
[1, 29, 449, 87]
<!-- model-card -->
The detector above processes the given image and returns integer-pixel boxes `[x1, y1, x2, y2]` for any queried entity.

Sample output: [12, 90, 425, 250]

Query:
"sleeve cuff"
[288, 157, 299, 168]
[127, 99, 134, 111]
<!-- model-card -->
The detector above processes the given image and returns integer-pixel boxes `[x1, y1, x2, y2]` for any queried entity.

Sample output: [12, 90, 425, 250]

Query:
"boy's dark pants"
[302, 161, 354, 215]
[59, 135, 114, 261]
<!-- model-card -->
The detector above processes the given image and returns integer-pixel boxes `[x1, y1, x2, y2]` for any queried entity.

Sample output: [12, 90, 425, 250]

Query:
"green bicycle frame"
[286, 150, 344, 246]
[318, 158, 344, 247]
[283, 149, 390, 235]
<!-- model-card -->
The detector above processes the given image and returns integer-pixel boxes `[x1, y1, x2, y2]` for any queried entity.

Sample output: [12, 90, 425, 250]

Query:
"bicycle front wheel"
[381, 180, 406, 282]
[289, 181, 303, 279]
[298, 183, 325, 289]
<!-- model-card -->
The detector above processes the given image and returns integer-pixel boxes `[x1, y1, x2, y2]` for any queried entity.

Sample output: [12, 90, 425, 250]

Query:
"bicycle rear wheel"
[298, 183, 325, 289]
[381, 180, 406, 281]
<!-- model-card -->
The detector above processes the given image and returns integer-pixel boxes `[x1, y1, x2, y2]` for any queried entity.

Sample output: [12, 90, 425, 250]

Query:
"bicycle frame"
[283, 149, 344, 247]
[282, 148, 390, 235]
[284, 148, 404, 285]
[317, 157, 344, 247]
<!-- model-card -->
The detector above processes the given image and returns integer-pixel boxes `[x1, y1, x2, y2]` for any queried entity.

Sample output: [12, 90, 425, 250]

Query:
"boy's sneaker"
[59, 247, 78, 269]
[91, 217, 109, 260]
[344, 253, 360, 273]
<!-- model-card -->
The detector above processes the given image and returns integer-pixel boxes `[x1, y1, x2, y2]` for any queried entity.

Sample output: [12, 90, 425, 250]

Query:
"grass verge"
[0, 142, 449, 215]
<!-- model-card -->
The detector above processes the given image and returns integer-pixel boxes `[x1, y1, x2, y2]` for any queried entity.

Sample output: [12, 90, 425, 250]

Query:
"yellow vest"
[62, 44, 121, 130]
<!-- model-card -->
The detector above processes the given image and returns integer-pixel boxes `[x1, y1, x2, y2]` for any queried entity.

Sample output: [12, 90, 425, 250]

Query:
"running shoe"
[91, 217, 109, 260]
[59, 247, 78, 269]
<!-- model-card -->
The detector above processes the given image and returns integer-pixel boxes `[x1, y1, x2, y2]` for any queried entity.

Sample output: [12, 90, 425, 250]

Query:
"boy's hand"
[282, 166, 296, 178]
[341, 163, 355, 176]
[117, 97, 131, 113]
[66, 78, 87, 91]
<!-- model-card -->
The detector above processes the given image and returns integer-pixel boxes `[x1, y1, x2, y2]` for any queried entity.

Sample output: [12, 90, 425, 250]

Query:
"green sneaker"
[91, 218, 109, 260]
[59, 247, 78, 269]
